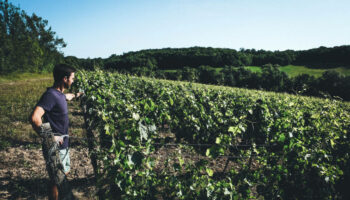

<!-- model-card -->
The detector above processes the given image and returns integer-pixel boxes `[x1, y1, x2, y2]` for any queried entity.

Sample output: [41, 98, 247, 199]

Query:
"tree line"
[129, 65, 350, 101]
[0, 0, 65, 74]
[86, 46, 350, 72]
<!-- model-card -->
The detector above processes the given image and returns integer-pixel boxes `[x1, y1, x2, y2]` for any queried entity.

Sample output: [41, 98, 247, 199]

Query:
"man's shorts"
[59, 148, 70, 173]
[42, 137, 70, 185]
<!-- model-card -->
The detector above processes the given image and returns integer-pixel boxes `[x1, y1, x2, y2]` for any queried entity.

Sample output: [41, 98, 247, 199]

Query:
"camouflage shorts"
[40, 123, 74, 199]
[40, 123, 66, 185]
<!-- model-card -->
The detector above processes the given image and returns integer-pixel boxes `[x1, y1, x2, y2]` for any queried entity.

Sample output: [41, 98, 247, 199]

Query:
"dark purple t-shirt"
[37, 87, 69, 149]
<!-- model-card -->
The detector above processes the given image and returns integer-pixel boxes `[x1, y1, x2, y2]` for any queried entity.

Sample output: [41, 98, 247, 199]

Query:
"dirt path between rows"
[0, 146, 96, 199]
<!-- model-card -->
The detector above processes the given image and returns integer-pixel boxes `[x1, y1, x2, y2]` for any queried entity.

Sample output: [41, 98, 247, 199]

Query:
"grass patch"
[0, 76, 52, 144]
[276, 65, 350, 77]
[0, 72, 52, 84]
[244, 66, 262, 73]
[163, 69, 177, 73]
[244, 65, 350, 77]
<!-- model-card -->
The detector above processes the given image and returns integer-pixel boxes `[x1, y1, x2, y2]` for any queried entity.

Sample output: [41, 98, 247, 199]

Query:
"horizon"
[9, 0, 350, 59]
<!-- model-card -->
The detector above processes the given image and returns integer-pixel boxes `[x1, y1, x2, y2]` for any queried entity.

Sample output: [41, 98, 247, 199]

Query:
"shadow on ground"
[0, 176, 95, 199]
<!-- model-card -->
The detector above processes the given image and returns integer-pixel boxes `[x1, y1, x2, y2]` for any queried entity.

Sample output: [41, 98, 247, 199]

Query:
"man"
[30, 63, 80, 200]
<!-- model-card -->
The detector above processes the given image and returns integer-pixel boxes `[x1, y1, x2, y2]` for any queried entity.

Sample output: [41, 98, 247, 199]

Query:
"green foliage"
[100, 46, 350, 73]
[197, 65, 218, 84]
[161, 66, 350, 101]
[0, 0, 65, 74]
[75, 70, 350, 199]
[181, 66, 198, 82]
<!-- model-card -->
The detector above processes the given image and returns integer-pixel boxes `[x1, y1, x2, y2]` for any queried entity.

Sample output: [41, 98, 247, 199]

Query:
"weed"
[0, 139, 11, 150]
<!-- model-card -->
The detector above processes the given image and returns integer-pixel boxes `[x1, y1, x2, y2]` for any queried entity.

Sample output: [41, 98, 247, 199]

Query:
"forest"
[63, 45, 350, 72]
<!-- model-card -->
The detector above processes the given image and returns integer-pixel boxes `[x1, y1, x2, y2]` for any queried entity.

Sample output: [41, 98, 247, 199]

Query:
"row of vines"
[74, 70, 350, 199]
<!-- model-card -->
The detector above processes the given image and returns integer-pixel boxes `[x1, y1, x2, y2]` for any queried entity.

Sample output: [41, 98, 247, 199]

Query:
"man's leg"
[49, 184, 59, 200]
[42, 139, 58, 200]
[58, 148, 74, 199]
[42, 135, 67, 200]
[59, 148, 70, 174]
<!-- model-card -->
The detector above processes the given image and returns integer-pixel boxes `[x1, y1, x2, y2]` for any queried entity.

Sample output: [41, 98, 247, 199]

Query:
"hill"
[65, 46, 350, 72]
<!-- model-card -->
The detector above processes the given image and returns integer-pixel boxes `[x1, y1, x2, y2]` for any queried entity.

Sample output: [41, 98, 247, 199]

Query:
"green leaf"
[278, 134, 286, 143]
[178, 156, 184, 166]
[150, 99, 155, 111]
[206, 148, 211, 157]
[330, 139, 335, 148]
[228, 126, 235, 133]
[104, 124, 110, 135]
[206, 168, 214, 177]
[228, 126, 241, 135]
[117, 140, 126, 147]
[219, 147, 225, 154]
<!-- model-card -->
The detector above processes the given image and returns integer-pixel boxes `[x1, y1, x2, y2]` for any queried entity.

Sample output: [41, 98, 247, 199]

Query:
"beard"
[64, 81, 70, 89]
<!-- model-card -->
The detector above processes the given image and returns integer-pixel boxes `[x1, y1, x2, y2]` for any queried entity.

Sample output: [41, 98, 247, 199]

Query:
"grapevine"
[74, 70, 350, 199]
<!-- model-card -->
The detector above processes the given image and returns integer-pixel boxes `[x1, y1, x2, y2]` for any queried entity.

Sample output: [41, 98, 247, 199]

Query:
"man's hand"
[54, 136, 63, 145]
[65, 92, 84, 101]
[65, 93, 75, 101]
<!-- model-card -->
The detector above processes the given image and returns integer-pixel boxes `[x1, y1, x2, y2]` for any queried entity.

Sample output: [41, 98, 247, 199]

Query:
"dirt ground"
[0, 146, 96, 200]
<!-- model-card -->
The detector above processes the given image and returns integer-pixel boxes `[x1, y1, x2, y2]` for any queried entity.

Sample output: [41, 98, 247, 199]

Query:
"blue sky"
[9, 0, 350, 58]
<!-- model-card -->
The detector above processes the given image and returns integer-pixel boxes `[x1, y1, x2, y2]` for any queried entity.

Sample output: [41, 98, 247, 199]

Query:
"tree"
[318, 70, 342, 97]
[0, 0, 65, 73]
[261, 66, 289, 92]
[198, 65, 217, 84]
[181, 67, 198, 82]
[221, 66, 236, 86]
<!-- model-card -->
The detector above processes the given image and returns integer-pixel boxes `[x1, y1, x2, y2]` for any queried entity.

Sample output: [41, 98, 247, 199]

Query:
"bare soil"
[0, 145, 96, 200]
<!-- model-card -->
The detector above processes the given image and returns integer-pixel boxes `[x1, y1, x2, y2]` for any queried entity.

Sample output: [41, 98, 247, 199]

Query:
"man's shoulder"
[37, 87, 67, 112]
[39, 88, 65, 103]
[45, 88, 65, 98]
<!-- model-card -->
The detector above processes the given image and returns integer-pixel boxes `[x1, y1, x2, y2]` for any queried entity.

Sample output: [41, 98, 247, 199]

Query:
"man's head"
[53, 64, 76, 89]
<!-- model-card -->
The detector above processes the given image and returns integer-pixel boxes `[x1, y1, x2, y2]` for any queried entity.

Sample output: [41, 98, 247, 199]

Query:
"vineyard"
[74, 70, 350, 199]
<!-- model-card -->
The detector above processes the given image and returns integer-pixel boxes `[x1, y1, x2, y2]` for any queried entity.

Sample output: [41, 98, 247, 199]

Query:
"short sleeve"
[37, 92, 56, 112]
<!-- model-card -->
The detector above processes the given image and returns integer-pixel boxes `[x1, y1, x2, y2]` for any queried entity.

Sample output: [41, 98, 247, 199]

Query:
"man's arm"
[30, 106, 45, 133]
[30, 106, 63, 144]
